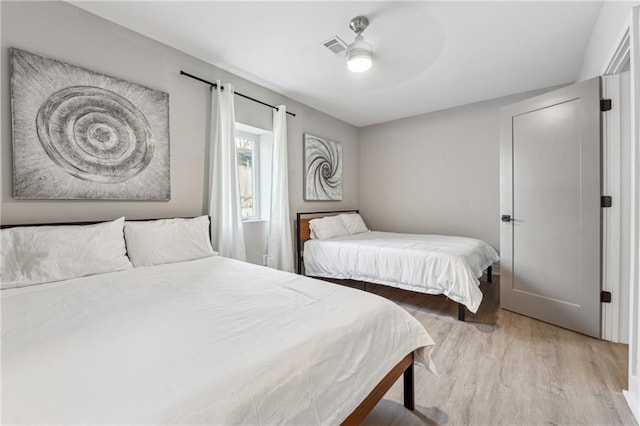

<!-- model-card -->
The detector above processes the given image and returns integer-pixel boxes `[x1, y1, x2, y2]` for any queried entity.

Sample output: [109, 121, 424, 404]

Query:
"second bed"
[297, 211, 500, 321]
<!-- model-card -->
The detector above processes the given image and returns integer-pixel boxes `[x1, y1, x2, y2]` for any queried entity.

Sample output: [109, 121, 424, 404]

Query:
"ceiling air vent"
[322, 36, 348, 54]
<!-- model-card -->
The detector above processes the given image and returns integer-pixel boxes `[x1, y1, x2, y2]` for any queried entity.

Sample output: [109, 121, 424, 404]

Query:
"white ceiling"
[69, 1, 603, 127]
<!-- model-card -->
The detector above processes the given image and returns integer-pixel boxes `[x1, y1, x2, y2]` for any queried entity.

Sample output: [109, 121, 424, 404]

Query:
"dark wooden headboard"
[1, 216, 203, 228]
[1, 220, 113, 229]
[0, 216, 213, 242]
[295, 210, 359, 275]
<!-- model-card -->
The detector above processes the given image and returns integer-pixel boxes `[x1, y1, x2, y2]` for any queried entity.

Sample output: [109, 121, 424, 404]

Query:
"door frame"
[630, 6, 640, 422]
[601, 24, 630, 343]
[601, 73, 624, 343]
[605, 6, 640, 423]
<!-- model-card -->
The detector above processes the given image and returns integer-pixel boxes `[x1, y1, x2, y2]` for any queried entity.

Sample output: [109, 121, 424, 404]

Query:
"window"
[235, 123, 272, 222]
[236, 130, 259, 220]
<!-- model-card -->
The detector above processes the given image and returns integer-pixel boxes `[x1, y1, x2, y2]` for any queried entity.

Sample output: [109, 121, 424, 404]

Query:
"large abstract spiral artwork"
[10, 48, 170, 200]
[36, 86, 154, 184]
[304, 133, 342, 201]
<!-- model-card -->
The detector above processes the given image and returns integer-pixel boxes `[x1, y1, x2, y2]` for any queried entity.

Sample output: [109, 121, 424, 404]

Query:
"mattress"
[304, 231, 500, 313]
[1, 256, 435, 425]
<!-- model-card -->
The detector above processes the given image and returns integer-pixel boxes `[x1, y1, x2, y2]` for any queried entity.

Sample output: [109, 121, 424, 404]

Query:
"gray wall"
[358, 89, 550, 253]
[0, 1, 359, 264]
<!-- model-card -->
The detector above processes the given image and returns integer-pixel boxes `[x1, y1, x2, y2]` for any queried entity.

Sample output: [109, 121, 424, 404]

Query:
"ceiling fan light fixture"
[346, 16, 373, 73]
[346, 35, 373, 72]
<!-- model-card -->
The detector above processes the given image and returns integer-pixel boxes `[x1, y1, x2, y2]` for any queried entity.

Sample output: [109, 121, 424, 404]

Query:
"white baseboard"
[624, 389, 639, 423]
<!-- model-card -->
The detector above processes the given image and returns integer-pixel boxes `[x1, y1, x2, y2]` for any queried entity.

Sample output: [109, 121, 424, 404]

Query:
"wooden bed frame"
[342, 352, 415, 425]
[296, 210, 493, 322]
[1, 217, 418, 423]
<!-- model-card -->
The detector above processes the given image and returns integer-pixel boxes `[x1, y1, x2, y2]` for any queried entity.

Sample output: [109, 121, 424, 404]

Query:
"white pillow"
[1, 217, 132, 289]
[339, 213, 369, 235]
[124, 216, 216, 267]
[309, 215, 349, 240]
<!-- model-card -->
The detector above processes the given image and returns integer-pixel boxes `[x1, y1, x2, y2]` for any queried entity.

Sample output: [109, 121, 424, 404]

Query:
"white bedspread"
[304, 231, 500, 313]
[2, 256, 434, 425]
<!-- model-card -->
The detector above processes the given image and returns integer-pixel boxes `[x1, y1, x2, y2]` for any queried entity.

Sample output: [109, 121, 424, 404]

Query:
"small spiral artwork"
[10, 48, 170, 200]
[304, 133, 342, 201]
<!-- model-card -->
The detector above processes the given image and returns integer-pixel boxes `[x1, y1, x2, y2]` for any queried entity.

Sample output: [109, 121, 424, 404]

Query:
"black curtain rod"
[180, 70, 296, 117]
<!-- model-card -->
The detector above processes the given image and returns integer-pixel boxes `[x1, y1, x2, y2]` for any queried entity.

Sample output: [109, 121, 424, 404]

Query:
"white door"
[499, 77, 601, 338]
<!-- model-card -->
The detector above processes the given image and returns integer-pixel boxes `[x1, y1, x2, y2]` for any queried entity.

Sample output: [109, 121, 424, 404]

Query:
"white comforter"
[2, 256, 434, 425]
[304, 231, 500, 313]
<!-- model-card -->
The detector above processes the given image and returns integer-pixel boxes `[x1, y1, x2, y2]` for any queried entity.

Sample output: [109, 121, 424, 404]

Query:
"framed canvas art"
[304, 133, 342, 201]
[10, 48, 170, 200]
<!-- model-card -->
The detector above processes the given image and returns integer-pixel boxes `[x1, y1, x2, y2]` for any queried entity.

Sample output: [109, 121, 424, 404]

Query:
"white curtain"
[266, 106, 294, 272]
[208, 81, 246, 261]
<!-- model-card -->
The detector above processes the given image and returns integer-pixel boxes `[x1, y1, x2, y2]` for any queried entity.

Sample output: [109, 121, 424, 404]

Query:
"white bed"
[303, 232, 498, 313]
[298, 214, 499, 318]
[2, 255, 435, 424]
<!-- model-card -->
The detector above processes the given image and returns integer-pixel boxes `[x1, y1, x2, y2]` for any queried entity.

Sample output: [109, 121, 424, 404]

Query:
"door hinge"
[601, 291, 612, 303]
[601, 99, 612, 111]
[601, 195, 612, 208]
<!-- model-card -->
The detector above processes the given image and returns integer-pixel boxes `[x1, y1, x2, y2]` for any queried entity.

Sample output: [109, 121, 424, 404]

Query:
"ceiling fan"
[322, 15, 374, 73]
[345, 16, 374, 73]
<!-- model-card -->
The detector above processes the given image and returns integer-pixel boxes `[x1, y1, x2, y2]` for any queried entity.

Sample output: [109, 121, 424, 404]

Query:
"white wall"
[358, 89, 550, 254]
[577, 1, 639, 81]
[0, 1, 359, 265]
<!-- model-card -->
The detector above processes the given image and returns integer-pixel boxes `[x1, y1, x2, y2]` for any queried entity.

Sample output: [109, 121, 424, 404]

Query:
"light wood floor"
[333, 276, 635, 425]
